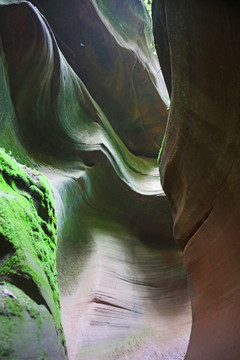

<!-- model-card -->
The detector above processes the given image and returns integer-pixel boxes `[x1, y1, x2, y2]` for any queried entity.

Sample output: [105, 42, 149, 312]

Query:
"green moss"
[157, 134, 165, 164]
[0, 313, 14, 358]
[27, 302, 39, 319]
[0, 336, 13, 358]
[40, 350, 50, 360]
[4, 297, 22, 317]
[144, 0, 152, 18]
[0, 148, 64, 341]
[0, 282, 67, 358]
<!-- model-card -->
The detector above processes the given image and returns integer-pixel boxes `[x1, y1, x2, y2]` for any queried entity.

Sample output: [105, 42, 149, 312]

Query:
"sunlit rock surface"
[153, 1, 240, 359]
[0, 1, 191, 359]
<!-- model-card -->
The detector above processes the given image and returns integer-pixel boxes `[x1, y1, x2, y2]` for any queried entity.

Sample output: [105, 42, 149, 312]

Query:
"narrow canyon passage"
[0, 0, 193, 357]
[1, 0, 239, 359]
[45, 160, 191, 359]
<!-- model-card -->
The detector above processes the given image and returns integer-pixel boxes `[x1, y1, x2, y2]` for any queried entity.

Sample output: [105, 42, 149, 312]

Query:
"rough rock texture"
[0, 0, 191, 359]
[0, 149, 67, 359]
[153, 1, 240, 359]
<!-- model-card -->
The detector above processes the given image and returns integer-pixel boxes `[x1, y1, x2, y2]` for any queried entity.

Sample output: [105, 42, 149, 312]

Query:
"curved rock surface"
[28, 0, 169, 158]
[153, 1, 240, 359]
[0, 1, 191, 359]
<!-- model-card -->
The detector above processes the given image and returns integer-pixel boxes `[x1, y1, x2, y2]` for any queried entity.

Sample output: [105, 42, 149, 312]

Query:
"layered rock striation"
[0, 0, 191, 359]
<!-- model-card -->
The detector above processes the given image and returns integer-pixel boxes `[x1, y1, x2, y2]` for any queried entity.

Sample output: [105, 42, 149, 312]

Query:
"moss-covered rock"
[0, 149, 67, 359]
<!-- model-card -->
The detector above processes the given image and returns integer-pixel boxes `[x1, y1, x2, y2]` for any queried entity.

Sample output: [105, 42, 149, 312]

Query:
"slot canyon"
[0, 1, 239, 359]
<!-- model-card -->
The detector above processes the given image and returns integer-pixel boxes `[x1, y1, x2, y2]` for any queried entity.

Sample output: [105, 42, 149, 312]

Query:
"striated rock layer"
[153, 1, 240, 359]
[0, 0, 191, 359]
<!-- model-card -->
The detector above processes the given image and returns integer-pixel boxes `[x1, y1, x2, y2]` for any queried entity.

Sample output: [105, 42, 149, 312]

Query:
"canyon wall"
[153, 1, 240, 359]
[0, 149, 67, 359]
[0, 1, 191, 359]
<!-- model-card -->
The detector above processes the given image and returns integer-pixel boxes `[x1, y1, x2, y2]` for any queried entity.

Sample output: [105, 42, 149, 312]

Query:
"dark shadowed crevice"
[180, 207, 213, 250]
[0, 233, 15, 265]
[152, 0, 171, 97]
[2, 274, 52, 315]
[91, 296, 142, 314]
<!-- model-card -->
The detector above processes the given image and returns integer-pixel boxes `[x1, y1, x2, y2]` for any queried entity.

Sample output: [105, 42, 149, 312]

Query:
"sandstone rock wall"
[153, 1, 240, 359]
[0, 1, 191, 359]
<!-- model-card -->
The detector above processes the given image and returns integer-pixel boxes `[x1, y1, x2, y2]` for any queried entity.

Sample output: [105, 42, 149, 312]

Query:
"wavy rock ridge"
[0, 1, 191, 359]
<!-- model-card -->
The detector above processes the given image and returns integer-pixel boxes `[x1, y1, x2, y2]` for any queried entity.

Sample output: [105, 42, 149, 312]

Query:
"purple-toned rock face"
[0, 1, 191, 359]
[153, 1, 240, 359]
